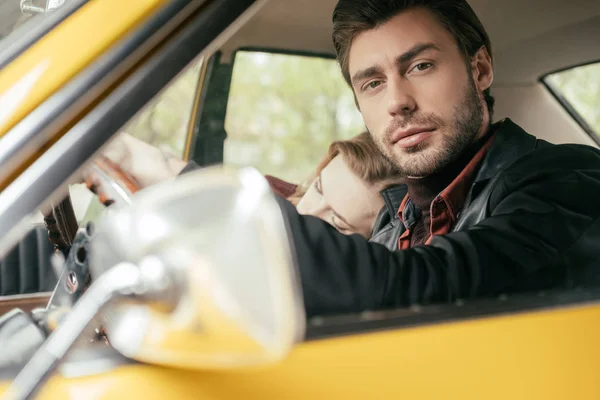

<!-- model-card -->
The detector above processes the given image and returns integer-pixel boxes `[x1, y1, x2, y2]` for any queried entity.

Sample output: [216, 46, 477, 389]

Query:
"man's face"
[348, 8, 486, 177]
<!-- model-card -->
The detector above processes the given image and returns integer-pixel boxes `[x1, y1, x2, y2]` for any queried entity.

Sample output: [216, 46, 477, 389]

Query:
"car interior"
[0, 0, 599, 322]
[217, 0, 600, 146]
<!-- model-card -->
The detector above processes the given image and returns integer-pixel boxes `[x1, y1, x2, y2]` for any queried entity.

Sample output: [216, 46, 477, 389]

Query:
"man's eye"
[411, 62, 433, 73]
[363, 80, 381, 92]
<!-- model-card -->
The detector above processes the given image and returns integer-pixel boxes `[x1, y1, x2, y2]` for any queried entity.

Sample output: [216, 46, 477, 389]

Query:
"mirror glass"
[89, 166, 305, 368]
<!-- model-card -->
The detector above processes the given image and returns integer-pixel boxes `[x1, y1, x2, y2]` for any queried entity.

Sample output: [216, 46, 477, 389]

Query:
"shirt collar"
[397, 131, 497, 223]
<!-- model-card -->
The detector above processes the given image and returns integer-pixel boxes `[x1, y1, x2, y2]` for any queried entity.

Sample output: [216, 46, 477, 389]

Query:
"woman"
[274, 132, 404, 239]
[93, 131, 403, 239]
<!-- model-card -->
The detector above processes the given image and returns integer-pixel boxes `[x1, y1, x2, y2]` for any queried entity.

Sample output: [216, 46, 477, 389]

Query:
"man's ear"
[471, 46, 494, 92]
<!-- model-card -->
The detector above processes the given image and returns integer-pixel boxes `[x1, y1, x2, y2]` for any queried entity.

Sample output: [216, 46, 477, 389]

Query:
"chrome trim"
[0, 0, 263, 259]
[5, 262, 142, 400]
[47, 226, 93, 309]
[21, 0, 67, 15]
[0, 0, 89, 70]
[0, 344, 135, 381]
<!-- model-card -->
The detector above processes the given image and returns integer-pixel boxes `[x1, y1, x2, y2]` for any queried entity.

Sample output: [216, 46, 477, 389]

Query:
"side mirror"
[20, 0, 66, 14]
[7, 166, 305, 400]
[91, 166, 306, 367]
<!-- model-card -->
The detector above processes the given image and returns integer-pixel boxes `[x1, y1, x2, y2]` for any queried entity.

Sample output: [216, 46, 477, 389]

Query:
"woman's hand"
[99, 132, 187, 188]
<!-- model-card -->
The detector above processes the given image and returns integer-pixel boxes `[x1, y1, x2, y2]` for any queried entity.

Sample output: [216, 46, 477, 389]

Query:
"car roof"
[222, 0, 600, 85]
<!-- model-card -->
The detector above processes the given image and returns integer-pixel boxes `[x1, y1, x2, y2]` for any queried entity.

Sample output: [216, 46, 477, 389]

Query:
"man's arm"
[279, 145, 600, 318]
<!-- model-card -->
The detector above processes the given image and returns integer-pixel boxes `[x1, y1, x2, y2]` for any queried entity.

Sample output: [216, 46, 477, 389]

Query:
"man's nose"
[386, 77, 416, 116]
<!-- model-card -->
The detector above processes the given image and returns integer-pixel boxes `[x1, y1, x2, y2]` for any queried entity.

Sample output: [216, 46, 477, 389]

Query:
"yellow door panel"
[0, 0, 168, 138]
[3, 302, 599, 399]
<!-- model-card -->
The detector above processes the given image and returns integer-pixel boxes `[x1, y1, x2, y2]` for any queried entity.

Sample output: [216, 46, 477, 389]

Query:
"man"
[100, 0, 600, 318]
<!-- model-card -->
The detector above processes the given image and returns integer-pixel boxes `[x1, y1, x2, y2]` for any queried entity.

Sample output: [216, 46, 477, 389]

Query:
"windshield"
[0, 0, 70, 50]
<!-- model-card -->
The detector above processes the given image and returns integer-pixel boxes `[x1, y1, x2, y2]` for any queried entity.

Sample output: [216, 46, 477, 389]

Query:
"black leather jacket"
[369, 118, 546, 250]
[274, 119, 600, 317]
[369, 184, 407, 250]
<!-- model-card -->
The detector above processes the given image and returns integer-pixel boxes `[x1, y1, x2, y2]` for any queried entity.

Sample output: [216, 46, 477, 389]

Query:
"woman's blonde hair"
[289, 132, 403, 205]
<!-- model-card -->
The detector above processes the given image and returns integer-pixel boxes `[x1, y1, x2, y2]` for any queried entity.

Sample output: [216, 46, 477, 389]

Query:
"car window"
[74, 57, 204, 223]
[125, 59, 203, 157]
[31, 57, 204, 225]
[223, 50, 364, 184]
[544, 62, 600, 140]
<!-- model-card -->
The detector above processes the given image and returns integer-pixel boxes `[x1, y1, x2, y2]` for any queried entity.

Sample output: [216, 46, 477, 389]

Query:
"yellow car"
[1, 0, 600, 399]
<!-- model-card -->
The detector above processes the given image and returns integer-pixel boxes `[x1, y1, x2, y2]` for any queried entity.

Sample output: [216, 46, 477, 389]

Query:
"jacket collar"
[371, 184, 408, 237]
[473, 118, 538, 183]
[380, 184, 408, 220]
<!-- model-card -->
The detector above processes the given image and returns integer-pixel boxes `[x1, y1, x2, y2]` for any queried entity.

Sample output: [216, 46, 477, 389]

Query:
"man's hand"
[99, 133, 187, 188]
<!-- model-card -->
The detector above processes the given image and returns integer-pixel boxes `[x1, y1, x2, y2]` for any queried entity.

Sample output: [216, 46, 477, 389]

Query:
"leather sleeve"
[280, 144, 600, 318]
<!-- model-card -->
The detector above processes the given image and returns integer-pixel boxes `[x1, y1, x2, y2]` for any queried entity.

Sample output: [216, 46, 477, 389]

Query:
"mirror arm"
[5, 262, 142, 400]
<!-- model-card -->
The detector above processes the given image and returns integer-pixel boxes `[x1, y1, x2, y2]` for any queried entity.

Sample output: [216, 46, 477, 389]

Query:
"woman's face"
[296, 155, 385, 238]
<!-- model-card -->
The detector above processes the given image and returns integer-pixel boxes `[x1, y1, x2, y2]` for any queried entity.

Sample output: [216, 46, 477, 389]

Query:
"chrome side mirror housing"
[90, 166, 306, 367]
[7, 166, 305, 400]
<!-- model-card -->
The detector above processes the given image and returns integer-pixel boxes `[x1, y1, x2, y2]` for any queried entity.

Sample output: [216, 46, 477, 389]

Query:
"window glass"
[5, 52, 204, 296]
[545, 63, 600, 138]
[30, 57, 203, 225]
[224, 51, 364, 184]
[5, 1, 204, 225]
[76, 58, 203, 223]
[124, 60, 203, 157]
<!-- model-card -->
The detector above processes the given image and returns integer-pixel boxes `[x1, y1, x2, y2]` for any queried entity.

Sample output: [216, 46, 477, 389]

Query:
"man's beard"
[374, 74, 484, 177]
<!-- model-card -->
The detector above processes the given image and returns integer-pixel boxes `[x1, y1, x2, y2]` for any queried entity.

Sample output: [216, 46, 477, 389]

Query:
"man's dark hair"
[332, 0, 495, 117]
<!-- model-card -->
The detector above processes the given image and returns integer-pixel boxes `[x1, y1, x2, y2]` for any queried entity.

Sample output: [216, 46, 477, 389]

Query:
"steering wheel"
[43, 157, 141, 306]
[44, 157, 141, 249]
[84, 157, 142, 206]
[0, 161, 143, 370]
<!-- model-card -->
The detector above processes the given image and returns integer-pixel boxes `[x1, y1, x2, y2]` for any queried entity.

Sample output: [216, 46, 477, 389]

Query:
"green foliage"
[547, 63, 600, 136]
[107, 53, 600, 186]
[124, 60, 204, 157]
[224, 51, 365, 183]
